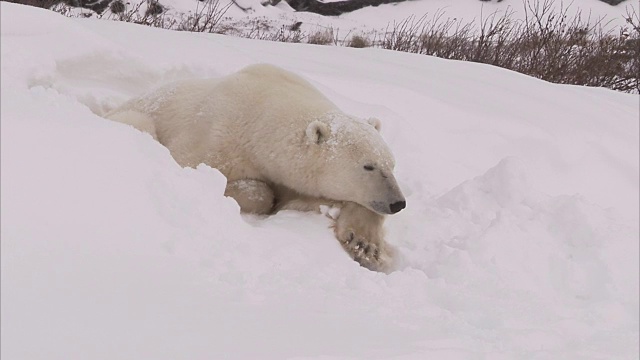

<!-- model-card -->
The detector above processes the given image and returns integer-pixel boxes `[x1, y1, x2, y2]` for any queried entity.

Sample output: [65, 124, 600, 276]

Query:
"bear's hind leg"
[333, 202, 397, 273]
[225, 179, 275, 215]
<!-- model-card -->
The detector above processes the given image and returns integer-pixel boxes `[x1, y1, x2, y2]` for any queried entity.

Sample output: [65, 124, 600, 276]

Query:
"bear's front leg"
[333, 202, 397, 273]
[224, 179, 275, 215]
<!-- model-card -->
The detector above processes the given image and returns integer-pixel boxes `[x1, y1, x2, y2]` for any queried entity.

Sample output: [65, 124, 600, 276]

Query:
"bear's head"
[304, 114, 406, 215]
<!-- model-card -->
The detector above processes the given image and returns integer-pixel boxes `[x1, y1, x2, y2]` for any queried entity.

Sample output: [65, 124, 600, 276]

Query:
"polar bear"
[105, 64, 405, 272]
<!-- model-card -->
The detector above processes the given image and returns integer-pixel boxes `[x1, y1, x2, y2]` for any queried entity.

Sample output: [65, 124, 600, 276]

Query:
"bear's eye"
[363, 165, 375, 171]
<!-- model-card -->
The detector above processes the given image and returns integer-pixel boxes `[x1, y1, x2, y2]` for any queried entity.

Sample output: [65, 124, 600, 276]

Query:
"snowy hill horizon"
[14, 0, 638, 35]
[1, 2, 639, 359]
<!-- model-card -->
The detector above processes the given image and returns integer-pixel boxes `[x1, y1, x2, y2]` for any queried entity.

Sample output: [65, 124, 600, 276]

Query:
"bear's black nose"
[389, 200, 406, 214]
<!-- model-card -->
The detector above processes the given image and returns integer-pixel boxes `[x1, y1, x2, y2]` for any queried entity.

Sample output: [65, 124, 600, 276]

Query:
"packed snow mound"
[2, 3, 638, 360]
[400, 158, 637, 300]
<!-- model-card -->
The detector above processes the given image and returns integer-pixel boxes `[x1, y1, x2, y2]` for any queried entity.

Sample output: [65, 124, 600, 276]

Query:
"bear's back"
[223, 64, 338, 119]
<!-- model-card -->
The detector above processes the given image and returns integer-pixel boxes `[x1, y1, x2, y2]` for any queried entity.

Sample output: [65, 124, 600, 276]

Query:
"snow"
[1, 2, 639, 360]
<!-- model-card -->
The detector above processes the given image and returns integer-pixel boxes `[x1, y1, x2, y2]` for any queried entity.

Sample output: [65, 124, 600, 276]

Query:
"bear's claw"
[333, 202, 397, 273]
[338, 229, 394, 273]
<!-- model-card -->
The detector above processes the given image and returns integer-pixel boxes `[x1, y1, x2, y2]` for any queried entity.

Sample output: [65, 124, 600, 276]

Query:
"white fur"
[105, 64, 405, 272]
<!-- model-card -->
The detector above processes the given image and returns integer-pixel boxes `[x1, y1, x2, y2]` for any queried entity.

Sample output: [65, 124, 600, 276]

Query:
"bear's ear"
[366, 117, 382, 132]
[306, 120, 330, 144]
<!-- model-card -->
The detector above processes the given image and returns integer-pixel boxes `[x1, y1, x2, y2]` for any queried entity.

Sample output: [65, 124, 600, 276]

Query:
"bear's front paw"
[337, 230, 396, 273]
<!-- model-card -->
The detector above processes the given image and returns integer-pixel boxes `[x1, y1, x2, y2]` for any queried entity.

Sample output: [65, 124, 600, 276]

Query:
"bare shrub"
[176, 0, 232, 33]
[621, 5, 640, 92]
[383, 11, 477, 58]
[381, 0, 639, 93]
[241, 22, 305, 43]
[308, 29, 334, 45]
[52, 0, 231, 33]
[145, 0, 163, 16]
[109, 0, 124, 13]
[102, 0, 174, 27]
[383, 14, 428, 52]
[348, 34, 371, 48]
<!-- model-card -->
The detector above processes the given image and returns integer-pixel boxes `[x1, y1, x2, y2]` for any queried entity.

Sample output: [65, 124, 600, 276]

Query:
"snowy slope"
[2, 3, 639, 360]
